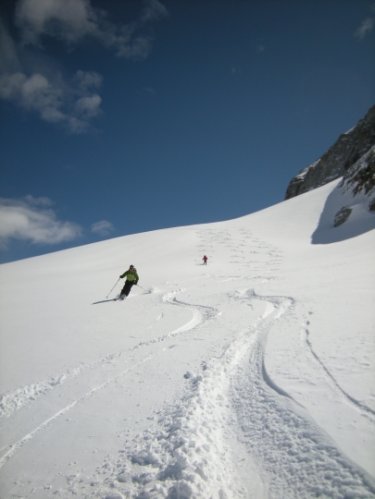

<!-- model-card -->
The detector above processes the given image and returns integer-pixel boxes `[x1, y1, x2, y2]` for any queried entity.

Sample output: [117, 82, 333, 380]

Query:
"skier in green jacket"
[119, 265, 139, 300]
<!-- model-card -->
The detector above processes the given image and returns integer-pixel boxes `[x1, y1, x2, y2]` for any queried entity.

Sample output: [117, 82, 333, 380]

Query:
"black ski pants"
[121, 280, 135, 297]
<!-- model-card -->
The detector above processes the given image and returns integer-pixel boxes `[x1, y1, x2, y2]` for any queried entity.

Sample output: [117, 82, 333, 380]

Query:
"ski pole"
[106, 278, 120, 299]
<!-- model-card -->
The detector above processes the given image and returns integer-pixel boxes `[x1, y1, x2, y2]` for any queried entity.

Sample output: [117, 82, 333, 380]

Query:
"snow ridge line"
[304, 325, 375, 421]
[230, 293, 375, 498]
[0, 355, 154, 471]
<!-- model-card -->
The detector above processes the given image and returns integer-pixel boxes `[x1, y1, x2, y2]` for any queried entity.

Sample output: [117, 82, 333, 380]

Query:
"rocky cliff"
[285, 105, 375, 200]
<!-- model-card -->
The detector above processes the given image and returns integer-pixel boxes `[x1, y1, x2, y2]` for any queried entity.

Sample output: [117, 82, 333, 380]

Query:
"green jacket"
[120, 269, 139, 283]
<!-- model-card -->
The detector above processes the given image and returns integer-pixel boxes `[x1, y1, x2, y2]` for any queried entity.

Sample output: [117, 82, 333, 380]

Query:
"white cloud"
[1, 0, 168, 130]
[91, 220, 114, 237]
[95, 0, 168, 59]
[75, 94, 102, 119]
[24, 195, 53, 207]
[75, 69, 102, 90]
[0, 72, 63, 121]
[141, 0, 169, 23]
[15, 0, 168, 60]
[0, 196, 82, 248]
[111, 31, 153, 60]
[0, 69, 103, 133]
[15, 0, 98, 44]
[354, 17, 374, 39]
[0, 20, 21, 72]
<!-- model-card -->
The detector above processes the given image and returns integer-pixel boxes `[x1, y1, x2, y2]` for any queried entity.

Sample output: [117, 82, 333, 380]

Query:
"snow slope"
[0, 179, 374, 498]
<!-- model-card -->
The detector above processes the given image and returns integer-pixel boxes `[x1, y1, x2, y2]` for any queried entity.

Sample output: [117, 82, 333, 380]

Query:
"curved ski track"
[87, 287, 375, 498]
[84, 226, 375, 499]
[304, 325, 375, 421]
[2, 227, 374, 499]
[0, 289, 212, 473]
[229, 292, 375, 499]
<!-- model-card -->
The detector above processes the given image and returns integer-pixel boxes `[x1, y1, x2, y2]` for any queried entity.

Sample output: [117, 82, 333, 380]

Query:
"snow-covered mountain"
[0, 180, 375, 498]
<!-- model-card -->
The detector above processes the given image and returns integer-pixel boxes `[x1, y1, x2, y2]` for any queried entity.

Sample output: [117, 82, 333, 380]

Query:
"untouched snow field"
[0, 179, 374, 498]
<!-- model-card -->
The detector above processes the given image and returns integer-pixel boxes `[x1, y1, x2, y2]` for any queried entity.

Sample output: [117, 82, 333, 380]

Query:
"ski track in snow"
[0, 354, 155, 471]
[2, 227, 374, 498]
[63, 223, 371, 499]
[229, 292, 375, 499]
[0, 361, 106, 420]
[0, 289, 210, 422]
[303, 324, 375, 421]
[76, 285, 375, 499]
[69, 230, 373, 497]
[0, 288, 215, 473]
[62, 288, 263, 498]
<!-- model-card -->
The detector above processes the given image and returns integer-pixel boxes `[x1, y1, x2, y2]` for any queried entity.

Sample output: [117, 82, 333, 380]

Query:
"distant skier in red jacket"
[202, 255, 208, 265]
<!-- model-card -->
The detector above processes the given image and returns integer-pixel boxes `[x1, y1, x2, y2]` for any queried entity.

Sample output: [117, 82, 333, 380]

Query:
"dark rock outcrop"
[333, 207, 352, 227]
[332, 145, 375, 225]
[311, 144, 375, 242]
[285, 105, 375, 199]
[343, 145, 375, 196]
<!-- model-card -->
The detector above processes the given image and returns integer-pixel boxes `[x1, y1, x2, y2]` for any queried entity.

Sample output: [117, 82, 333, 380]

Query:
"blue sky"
[0, 0, 374, 263]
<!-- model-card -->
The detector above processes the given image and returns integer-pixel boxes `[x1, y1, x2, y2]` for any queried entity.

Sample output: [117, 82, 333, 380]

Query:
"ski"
[92, 298, 118, 305]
